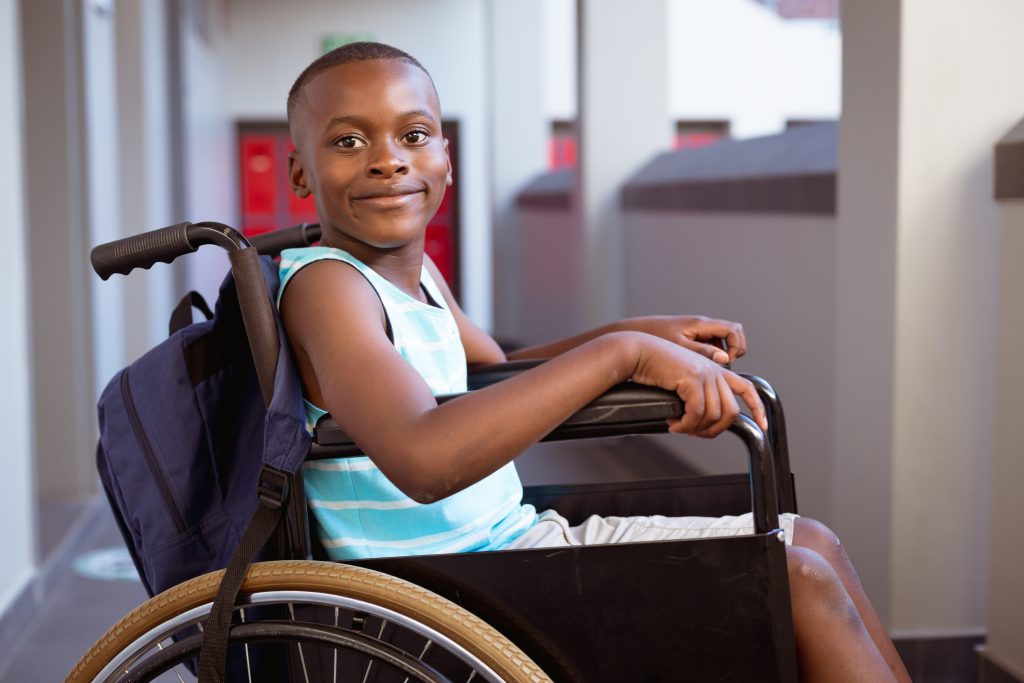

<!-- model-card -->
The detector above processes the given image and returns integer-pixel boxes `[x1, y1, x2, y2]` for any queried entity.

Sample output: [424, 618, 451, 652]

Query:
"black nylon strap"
[197, 466, 289, 683]
[169, 290, 214, 336]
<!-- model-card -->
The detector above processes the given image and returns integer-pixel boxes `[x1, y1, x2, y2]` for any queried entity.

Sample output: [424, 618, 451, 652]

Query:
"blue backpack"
[95, 257, 310, 599]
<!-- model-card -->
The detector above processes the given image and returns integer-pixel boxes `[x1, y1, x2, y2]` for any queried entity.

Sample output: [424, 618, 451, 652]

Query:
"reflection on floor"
[0, 500, 148, 682]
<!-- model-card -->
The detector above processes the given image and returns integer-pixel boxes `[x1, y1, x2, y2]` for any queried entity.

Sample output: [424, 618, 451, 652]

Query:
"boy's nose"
[366, 142, 408, 177]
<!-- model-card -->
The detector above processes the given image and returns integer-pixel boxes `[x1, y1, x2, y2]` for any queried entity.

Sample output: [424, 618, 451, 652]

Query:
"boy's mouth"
[351, 184, 425, 209]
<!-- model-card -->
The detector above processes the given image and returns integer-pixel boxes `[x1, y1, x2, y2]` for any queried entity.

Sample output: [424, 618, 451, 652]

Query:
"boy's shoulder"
[277, 245, 383, 311]
[279, 245, 368, 286]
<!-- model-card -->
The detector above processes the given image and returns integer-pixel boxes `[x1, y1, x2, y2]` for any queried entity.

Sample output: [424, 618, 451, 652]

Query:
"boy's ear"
[288, 150, 311, 198]
[443, 138, 453, 187]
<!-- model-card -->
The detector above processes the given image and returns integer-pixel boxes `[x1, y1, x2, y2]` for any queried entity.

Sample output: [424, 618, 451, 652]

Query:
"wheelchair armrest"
[310, 359, 781, 533]
[311, 361, 682, 452]
[311, 384, 682, 450]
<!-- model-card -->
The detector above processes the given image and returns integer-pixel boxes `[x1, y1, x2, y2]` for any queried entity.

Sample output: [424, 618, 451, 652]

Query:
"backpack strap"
[197, 465, 289, 683]
[168, 290, 214, 336]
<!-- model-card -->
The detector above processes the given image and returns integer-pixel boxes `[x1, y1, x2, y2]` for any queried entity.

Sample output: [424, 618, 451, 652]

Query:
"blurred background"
[1, 0, 1023, 681]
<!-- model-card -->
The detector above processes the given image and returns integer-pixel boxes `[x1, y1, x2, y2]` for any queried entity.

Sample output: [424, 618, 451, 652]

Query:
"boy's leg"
[791, 518, 912, 683]
[786, 546, 899, 682]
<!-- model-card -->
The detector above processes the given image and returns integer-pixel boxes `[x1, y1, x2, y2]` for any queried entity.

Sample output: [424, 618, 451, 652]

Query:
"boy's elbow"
[406, 488, 444, 505]
[402, 480, 457, 505]
[386, 459, 462, 505]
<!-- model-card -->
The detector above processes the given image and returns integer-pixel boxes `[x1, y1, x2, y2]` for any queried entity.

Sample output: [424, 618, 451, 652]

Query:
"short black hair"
[287, 42, 434, 124]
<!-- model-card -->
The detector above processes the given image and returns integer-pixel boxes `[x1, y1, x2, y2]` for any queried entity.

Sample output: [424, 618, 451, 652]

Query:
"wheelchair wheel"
[67, 560, 550, 683]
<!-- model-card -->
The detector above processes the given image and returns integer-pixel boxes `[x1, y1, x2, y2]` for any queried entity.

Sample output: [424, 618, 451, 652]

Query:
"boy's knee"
[793, 517, 845, 561]
[786, 546, 861, 628]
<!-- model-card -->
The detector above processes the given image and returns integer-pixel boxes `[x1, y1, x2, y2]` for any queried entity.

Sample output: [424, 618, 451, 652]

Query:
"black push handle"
[91, 221, 278, 409]
[90, 222, 252, 280]
[91, 222, 194, 280]
[248, 223, 322, 256]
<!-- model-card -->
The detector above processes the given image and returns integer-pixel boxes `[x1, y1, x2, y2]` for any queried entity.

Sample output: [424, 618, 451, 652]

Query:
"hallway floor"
[0, 500, 149, 682]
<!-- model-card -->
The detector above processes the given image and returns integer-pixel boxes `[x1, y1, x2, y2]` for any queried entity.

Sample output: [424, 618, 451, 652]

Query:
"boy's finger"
[697, 378, 722, 433]
[683, 339, 730, 365]
[727, 329, 746, 361]
[726, 373, 767, 432]
[673, 382, 705, 434]
[703, 374, 739, 437]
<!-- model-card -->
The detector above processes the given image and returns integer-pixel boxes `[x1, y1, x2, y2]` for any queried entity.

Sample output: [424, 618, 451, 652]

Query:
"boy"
[279, 42, 910, 682]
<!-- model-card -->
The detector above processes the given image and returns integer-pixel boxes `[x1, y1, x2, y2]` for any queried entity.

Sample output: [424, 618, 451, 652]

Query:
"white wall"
[578, 0, 672, 329]
[989, 201, 1024, 677]
[622, 211, 837, 519]
[490, 0, 549, 340]
[540, 0, 841, 136]
[541, 0, 576, 123]
[182, 0, 237, 304]
[0, 0, 37, 611]
[514, 208, 587, 346]
[836, 0, 1024, 636]
[116, 0, 176, 359]
[668, 0, 840, 138]
[224, 0, 492, 327]
[886, 0, 1024, 637]
[85, 0, 126, 396]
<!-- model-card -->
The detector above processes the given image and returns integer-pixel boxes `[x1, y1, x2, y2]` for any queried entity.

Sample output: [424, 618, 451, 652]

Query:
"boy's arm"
[283, 260, 766, 505]
[506, 316, 747, 365]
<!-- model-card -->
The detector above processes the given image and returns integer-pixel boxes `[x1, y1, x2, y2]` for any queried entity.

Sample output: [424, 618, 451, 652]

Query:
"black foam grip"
[248, 223, 321, 256]
[90, 222, 195, 280]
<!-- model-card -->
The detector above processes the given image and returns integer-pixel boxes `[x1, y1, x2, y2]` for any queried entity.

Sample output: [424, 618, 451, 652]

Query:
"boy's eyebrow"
[322, 109, 439, 134]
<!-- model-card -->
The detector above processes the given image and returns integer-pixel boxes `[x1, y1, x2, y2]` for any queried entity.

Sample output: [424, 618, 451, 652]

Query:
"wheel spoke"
[333, 607, 339, 683]
[288, 603, 311, 683]
[240, 608, 253, 683]
[153, 640, 187, 683]
[403, 640, 434, 683]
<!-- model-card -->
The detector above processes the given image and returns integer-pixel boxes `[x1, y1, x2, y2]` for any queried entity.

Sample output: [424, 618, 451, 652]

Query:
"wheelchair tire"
[67, 559, 550, 683]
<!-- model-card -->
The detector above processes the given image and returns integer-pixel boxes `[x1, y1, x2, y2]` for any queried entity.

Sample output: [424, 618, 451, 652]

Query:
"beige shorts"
[505, 510, 798, 549]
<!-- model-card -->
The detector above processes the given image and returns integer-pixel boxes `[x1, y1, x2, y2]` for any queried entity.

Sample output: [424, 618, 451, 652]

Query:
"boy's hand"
[620, 316, 747, 365]
[630, 334, 766, 437]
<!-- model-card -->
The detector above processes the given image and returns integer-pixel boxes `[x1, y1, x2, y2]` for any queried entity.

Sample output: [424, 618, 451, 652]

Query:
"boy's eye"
[336, 135, 366, 149]
[403, 130, 428, 144]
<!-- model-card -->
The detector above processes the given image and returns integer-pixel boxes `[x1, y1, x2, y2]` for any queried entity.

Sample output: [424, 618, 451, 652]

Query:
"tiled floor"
[0, 502, 149, 682]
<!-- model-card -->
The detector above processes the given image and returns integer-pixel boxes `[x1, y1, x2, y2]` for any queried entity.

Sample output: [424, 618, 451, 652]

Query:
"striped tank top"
[278, 246, 537, 560]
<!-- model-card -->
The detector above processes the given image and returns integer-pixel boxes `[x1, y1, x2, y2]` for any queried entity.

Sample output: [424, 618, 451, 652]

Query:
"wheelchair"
[70, 221, 800, 682]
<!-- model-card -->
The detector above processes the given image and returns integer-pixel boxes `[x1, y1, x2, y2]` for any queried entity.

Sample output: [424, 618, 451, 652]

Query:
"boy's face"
[288, 59, 451, 252]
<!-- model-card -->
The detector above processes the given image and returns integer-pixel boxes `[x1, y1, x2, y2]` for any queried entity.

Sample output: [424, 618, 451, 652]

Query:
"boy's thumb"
[697, 342, 729, 365]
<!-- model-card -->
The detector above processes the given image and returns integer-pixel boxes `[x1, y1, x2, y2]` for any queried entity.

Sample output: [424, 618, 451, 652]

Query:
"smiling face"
[288, 59, 452, 256]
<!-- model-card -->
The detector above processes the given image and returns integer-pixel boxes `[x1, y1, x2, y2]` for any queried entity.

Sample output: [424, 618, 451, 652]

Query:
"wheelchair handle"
[90, 221, 251, 280]
[248, 223, 322, 256]
[91, 221, 280, 409]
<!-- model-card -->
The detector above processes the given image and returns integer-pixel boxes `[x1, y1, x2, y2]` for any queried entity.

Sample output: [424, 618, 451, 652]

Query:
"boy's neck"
[323, 235, 427, 302]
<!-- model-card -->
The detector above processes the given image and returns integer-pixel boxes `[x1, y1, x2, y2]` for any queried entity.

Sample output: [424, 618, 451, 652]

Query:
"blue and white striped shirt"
[278, 246, 537, 560]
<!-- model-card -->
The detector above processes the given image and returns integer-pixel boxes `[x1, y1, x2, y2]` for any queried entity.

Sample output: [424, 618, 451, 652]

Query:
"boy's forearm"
[389, 331, 642, 502]
[504, 320, 629, 361]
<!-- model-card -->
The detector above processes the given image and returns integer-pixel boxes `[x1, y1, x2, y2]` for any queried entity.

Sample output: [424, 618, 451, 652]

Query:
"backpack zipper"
[120, 369, 187, 534]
